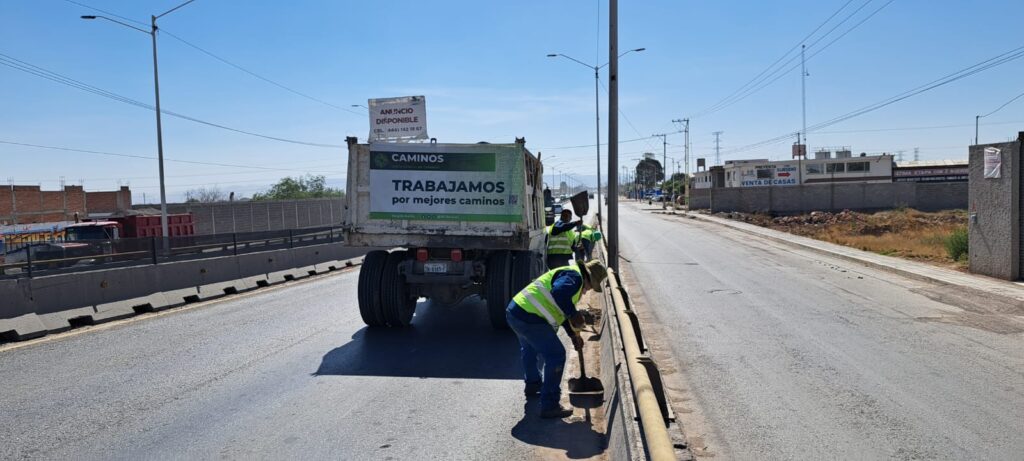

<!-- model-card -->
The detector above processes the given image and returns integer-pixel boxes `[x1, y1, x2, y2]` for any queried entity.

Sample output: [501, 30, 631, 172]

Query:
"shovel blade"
[568, 376, 604, 394]
[570, 191, 590, 217]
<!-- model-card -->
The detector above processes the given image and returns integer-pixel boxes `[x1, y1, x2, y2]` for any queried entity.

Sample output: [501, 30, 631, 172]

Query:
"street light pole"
[82, 0, 197, 249]
[608, 0, 619, 271]
[594, 67, 601, 224]
[149, 14, 169, 246]
[547, 47, 643, 230]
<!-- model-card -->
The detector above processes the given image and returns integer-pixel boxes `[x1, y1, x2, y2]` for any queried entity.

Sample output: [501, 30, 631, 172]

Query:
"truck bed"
[343, 139, 546, 252]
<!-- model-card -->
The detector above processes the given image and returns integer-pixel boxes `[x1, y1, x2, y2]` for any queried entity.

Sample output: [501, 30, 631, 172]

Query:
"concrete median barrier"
[0, 243, 375, 341]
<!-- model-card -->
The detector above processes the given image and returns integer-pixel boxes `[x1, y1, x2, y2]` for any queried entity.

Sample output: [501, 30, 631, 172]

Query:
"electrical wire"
[720, 44, 1024, 157]
[706, 0, 896, 118]
[0, 53, 346, 148]
[691, 0, 860, 118]
[0, 140, 345, 175]
[158, 28, 364, 117]
[691, 0, 895, 119]
[980, 89, 1024, 117]
[61, 0, 148, 27]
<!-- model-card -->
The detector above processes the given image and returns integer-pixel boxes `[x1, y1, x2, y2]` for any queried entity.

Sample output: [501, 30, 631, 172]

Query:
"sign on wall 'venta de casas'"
[368, 96, 427, 142]
[368, 146, 524, 222]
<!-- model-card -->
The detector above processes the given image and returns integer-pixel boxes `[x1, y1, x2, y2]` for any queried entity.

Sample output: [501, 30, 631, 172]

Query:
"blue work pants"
[506, 303, 566, 410]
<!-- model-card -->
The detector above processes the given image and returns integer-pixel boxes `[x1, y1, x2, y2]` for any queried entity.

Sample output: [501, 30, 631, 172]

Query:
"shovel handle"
[576, 348, 588, 378]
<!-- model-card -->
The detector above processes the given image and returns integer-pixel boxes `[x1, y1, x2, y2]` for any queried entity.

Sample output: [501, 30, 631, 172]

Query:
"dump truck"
[343, 137, 548, 328]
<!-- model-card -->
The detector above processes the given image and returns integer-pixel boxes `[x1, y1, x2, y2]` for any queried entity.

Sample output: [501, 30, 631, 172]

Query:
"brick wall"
[0, 185, 130, 225]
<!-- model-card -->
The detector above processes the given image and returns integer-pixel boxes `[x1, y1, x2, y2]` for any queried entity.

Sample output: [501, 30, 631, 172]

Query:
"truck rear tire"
[510, 251, 534, 295]
[357, 250, 388, 327]
[381, 251, 415, 327]
[486, 250, 512, 329]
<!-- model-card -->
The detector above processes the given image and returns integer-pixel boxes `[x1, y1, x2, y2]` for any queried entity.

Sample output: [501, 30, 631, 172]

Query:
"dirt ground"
[713, 208, 968, 270]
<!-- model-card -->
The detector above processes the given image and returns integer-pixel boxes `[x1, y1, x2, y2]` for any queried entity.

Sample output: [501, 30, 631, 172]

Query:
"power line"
[598, 76, 662, 154]
[0, 140, 346, 175]
[691, 0, 895, 119]
[691, 0, 859, 118]
[540, 135, 655, 150]
[0, 52, 346, 148]
[980, 89, 1024, 117]
[815, 119, 1024, 134]
[721, 44, 1024, 157]
[158, 28, 364, 117]
[60, 0, 148, 27]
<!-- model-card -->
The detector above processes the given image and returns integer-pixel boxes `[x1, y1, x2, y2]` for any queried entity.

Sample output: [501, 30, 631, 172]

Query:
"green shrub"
[945, 226, 969, 261]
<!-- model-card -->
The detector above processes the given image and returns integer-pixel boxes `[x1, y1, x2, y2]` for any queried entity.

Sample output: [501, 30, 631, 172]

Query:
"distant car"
[588, 193, 595, 199]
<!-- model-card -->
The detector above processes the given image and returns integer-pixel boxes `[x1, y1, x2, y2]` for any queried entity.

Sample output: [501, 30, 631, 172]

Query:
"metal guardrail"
[0, 226, 344, 279]
[596, 223, 676, 461]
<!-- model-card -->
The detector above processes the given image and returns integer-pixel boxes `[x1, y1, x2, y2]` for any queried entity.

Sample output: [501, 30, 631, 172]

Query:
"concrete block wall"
[689, 181, 967, 214]
[157, 198, 343, 235]
[0, 243, 373, 340]
[968, 136, 1022, 280]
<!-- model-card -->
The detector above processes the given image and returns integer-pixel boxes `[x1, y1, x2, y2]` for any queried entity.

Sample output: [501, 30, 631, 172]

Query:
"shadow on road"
[511, 401, 605, 459]
[313, 297, 521, 380]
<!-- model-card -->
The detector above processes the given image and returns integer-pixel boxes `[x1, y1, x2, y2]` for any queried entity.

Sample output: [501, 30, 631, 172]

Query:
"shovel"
[568, 347, 604, 394]
[569, 190, 590, 218]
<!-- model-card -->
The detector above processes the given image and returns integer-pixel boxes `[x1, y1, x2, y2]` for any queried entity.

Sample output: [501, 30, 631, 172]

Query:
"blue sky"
[2, 0, 1023, 202]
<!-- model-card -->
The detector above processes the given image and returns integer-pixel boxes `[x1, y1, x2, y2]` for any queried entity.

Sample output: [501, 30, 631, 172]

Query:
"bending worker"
[575, 223, 602, 262]
[546, 208, 580, 269]
[505, 259, 608, 418]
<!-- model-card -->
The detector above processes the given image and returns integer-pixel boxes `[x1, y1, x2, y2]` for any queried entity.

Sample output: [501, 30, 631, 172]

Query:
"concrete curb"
[668, 210, 1024, 307]
[0, 245, 373, 341]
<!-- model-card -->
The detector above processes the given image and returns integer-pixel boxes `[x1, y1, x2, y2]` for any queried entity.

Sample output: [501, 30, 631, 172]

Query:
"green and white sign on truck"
[368, 147, 524, 222]
[343, 137, 548, 329]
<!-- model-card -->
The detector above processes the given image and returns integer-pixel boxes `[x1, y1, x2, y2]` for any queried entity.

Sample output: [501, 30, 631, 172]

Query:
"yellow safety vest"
[547, 224, 576, 255]
[513, 265, 583, 329]
[580, 225, 594, 241]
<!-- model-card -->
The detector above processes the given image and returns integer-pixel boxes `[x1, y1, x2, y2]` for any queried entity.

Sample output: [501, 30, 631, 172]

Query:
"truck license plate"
[423, 262, 448, 273]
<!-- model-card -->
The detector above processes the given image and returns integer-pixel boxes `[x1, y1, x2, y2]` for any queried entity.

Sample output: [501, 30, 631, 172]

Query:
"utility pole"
[673, 118, 690, 209]
[82, 0, 198, 251]
[713, 131, 724, 165]
[607, 0, 619, 271]
[801, 44, 808, 154]
[652, 133, 668, 209]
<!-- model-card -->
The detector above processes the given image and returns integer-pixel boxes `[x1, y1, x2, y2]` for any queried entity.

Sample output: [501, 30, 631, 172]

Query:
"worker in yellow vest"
[546, 209, 580, 269]
[505, 259, 608, 418]
[574, 224, 602, 262]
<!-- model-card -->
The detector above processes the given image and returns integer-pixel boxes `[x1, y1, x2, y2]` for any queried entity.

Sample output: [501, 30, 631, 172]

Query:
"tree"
[634, 157, 664, 189]
[184, 186, 226, 203]
[252, 175, 344, 201]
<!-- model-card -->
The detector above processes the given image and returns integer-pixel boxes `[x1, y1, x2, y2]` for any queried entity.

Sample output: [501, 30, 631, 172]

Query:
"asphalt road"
[0, 268, 604, 460]
[616, 201, 1024, 460]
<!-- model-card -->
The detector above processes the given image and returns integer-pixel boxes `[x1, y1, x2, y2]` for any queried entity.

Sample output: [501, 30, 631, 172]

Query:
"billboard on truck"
[368, 96, 428, 142]
[368, 145, 525, 222]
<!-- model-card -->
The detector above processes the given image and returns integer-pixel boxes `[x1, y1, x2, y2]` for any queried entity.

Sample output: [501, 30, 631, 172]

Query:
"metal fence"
[0, 226, 344, 280]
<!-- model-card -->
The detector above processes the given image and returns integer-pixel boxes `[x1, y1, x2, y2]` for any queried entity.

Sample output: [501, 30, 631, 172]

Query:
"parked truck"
[343, 137, 548, 328]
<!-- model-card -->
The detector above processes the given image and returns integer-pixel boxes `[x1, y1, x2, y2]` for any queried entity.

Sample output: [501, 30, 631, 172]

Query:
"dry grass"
[741, 208, 968, 269]
[812, 225, 958, 261]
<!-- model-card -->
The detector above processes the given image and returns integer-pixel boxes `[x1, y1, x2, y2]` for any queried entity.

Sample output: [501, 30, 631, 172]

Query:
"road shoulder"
[654, 207, 1024, 310]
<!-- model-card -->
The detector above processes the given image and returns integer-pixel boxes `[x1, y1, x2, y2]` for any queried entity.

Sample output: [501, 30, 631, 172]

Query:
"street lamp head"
[633, 48, 646, 52]
[546, 54, 558, 57]
[81, 15, 97, 19]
